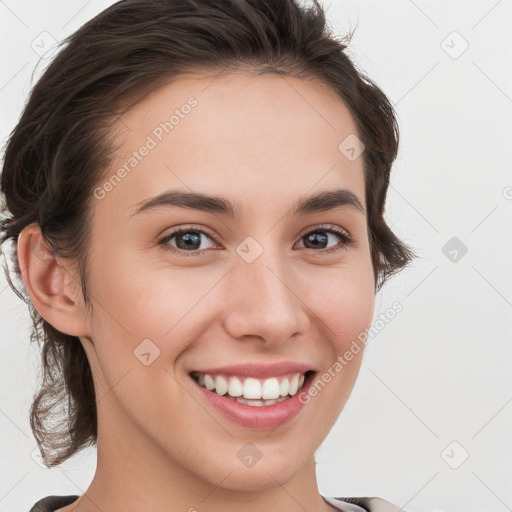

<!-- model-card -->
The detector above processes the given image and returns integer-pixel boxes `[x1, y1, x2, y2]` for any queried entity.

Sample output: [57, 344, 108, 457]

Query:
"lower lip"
[191, 373, 314, 429]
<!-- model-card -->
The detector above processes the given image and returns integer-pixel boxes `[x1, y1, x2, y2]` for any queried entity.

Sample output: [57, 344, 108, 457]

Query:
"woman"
[0, 1, 414, 511]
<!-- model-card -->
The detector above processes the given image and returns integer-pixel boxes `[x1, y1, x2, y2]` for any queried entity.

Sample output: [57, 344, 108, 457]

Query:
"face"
[79, 70, 375, 492]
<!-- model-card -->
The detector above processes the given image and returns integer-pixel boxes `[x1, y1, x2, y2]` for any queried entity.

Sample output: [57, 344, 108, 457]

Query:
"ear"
[17, 223, 90, 337]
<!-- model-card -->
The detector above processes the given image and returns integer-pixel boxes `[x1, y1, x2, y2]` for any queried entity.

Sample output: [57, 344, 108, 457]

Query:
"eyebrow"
[129, 188, 365, 219]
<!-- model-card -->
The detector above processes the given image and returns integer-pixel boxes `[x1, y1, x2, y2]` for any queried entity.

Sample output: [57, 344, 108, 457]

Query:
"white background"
[1, 1, 511, 511]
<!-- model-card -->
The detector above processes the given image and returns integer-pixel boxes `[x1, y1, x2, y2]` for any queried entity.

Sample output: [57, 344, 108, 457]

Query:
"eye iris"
[304, 232, 328, 249]
[176, 232, 201, 250]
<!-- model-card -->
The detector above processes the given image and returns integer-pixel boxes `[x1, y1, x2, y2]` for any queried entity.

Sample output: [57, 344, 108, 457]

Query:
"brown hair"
[0, 0, 413, 467]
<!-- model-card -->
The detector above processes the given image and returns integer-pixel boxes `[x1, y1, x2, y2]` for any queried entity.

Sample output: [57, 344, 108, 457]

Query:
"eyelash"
[157, 223, 355, 257]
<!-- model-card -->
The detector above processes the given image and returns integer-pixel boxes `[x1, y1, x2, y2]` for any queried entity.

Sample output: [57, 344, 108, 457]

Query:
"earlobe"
[17, 223, 90, 337]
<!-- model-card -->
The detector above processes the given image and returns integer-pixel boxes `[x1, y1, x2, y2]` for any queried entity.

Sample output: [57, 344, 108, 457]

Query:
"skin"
[18, 70, 375, 512]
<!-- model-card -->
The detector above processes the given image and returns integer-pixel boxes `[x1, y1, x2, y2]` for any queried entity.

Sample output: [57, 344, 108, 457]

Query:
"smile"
[190, 371, 309, 406]
[189, 367, 316, 429]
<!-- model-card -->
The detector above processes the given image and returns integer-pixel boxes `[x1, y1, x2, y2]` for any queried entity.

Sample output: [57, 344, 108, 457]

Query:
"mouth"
[188, 366, 317, 429]
[190, 370, 315, 407]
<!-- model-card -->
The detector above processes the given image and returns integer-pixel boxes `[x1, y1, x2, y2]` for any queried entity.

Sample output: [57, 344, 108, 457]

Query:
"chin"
[202, 449, 307, 492]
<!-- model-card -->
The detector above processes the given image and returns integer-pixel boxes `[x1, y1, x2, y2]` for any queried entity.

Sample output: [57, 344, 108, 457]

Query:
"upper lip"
[190, 362, 316, 378]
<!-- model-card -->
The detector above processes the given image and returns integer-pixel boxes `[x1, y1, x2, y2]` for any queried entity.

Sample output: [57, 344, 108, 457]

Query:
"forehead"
[98, 70, 365, 220]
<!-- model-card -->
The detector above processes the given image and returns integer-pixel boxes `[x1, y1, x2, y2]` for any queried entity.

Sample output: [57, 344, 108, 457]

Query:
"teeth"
[243, 378, 261, 399]
[204, 374, 215, 390]
[289, 374, 299, 396]
[214, 375, 228, 396]
[228, 376, 243, 397]
[279, 378, 289, 396]
[261, 377, 280, 399]
[235, 396, 289, 406]
[193, 371, 308, 401]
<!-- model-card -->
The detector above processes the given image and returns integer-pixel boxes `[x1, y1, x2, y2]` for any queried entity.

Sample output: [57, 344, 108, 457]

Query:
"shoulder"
[324, 495, 407, 512]
[28, 495, 80, 512]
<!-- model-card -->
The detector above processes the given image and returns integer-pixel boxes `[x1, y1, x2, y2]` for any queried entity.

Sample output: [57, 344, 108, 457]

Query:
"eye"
[158, 225, 218, 255]
[296, 224, 354, 254]
[158, 223, 354, 257]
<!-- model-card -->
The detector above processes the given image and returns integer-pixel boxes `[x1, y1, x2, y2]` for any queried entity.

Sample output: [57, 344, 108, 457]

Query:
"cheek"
[293, 267, 374, 442]
[88, 245, 178, 331]
[305, 263, 375, 350]
[87, 251, 222, 370]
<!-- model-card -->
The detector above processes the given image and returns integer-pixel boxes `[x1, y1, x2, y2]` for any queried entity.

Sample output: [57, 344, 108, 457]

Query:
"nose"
[221, 246, 310, 347]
